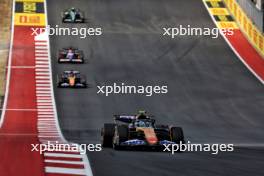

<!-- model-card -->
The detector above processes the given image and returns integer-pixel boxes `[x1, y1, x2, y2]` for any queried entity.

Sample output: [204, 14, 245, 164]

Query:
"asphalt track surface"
[47, 0, 264, 175]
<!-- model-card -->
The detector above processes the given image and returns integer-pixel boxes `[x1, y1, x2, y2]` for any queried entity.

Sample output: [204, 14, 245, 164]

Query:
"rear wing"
[64, 70, 80, 74]
[114, 115, 136, 123]
[62, 47, 78, 51]
[113, 115, 154, 123]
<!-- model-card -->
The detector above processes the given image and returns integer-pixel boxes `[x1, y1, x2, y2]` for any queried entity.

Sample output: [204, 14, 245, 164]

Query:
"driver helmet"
[135, 120, 145, 127]
[137, 110, 147, 119]
[71, 7, 76, 12]
[69, 70, 75, 76]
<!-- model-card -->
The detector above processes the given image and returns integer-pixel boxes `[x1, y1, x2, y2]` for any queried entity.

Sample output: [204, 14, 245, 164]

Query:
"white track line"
[35, 42, 47, 45]
[44, 153, 84, 158]
[36, 71, 50, 75]
[45, 160, 84, 165]
[45, 167, 86, 175]
[36, 80, 50, 83]
[35, 65, 49, 68]
[0, 109, 37, 111]
[36, 58, 49, 61]
[7, 66, 35, 69]
[35, 53, 49, 57]
[35, 46, 48, 49]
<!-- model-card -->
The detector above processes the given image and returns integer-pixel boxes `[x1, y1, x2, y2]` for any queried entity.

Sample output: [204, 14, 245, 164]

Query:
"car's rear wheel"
[170, 127, 185, 144]
[57, 81, 62, 87]
[58, 58, 63, 63]
[113, 125, 129, 150]
[101, 123, 115, 148]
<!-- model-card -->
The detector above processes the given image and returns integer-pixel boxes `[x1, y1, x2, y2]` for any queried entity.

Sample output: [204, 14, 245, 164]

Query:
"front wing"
[58, 57, 84, 63]
[58, 82, 87, 88]
[119, 139, 175, 148]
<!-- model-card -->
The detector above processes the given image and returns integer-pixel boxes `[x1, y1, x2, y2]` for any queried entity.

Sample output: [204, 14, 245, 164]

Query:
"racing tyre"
[113, 125, 128, 150]
[170, 127, 185, 144]
[56, 75, 62, 87]
[57, 82, 62, 88]
[101, 123, 115, 148]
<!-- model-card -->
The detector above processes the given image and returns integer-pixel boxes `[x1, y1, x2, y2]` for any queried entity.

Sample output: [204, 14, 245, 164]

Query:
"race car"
[62, 7, 85, 23]
[58, 48, 84, 63]
[101, 111, 185, 150]
[57, 70, 87, 88]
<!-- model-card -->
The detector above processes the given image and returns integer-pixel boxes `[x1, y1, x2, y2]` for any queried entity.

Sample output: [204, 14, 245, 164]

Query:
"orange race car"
[57, 70, 87, 88]
[101, 111, 185, 150]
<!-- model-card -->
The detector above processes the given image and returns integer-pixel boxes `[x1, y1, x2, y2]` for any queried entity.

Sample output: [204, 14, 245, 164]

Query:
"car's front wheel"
[170, 127, 185, 144]
[113, 125, 129, 150]
[101, 123, 115, 148]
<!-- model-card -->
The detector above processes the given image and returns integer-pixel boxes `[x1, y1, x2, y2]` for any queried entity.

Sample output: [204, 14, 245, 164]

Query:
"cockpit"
[133, 119, 155, 128]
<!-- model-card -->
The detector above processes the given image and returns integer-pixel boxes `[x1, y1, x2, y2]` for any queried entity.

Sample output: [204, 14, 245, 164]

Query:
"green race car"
[62, 7, 85, 23]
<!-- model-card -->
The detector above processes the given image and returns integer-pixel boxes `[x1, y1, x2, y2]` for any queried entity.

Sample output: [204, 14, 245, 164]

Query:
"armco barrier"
[223, 0, 264, 58]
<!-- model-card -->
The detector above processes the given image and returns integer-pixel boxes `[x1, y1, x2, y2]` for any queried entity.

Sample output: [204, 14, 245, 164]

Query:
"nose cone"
[147, 137, 158, 145]
[69, 77, 75, 86]
[139, 128, 158, 145]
